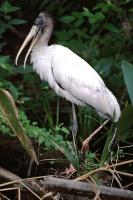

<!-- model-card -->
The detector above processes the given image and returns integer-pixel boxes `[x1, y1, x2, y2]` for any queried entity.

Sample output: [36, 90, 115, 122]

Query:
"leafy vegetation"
[0, 89, 38, 163]
[0, 0, 133, 187]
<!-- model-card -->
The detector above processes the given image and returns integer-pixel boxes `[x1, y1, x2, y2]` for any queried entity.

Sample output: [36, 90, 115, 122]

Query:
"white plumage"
[16, 12, 121, 123]
[31, 44, 120, 122]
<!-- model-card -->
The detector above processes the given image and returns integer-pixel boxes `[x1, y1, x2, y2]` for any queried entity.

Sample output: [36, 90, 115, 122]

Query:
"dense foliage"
[0, 0, 133, 176]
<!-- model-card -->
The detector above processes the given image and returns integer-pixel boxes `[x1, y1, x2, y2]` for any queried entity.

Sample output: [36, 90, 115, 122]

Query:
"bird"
[15, 12, 121, 151]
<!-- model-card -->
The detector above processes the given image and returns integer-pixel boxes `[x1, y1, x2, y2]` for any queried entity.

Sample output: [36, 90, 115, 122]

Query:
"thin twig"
[82, 119, 110, 150]
[27, 158, 34, 177]
[105, 169, 133, 177]
[89, 176, 101, 200]
[120, 144, 133, 149]
[41, 192, 53, 199]
[123, 182, 133, 189]
[0, 175, 49, 188]
[76, 159, 133, 181]
[93, 190, 100, 200]
[18, 187, 21, 200]
[0, 187, 19, 192]
[18, 180, 41, 200]
[0, 193, 11, 200]
[109, 159, 133, 168]
[109, 170, 123, 188]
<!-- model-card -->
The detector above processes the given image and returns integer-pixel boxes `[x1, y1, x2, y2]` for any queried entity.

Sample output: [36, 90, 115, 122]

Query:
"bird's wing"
[51, 45, 120, 121]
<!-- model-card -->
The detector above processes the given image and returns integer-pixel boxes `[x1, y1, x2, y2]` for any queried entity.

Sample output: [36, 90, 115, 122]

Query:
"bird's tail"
[107, 89, 121, 122]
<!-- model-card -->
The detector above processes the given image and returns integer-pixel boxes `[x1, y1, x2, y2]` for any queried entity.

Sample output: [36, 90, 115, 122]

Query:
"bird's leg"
[71, 103, 78, 152]
[71, 103, 78, 137]
[63, 104, 78, 176]
[81, 119, 110, 152]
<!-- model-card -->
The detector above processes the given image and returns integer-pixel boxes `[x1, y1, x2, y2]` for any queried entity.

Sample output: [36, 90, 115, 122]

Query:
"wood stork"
[15, 12, 121, 150]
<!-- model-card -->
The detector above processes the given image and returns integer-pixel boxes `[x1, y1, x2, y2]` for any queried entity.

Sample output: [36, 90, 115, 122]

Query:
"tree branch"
[40, 177, 133, 200]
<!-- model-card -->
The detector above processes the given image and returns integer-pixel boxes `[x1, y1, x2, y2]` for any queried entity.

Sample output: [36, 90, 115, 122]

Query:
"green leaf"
[59, 15, 75, 23]
[82, 7, 93, 17]
[38, 135, 45, 144]
[104, 23, 119, 33]
[61, 127, 70, 134]
[55, 125, 60, 131]
[0, 89, 38, 164]
[89, 12, 105, 24]
[52, 141, 80, 171]
[117, 105, 133, 141]
[122, 61, 133, 105]
[0, 55, 11, 70]
[95, 57, 113, 77]
[0, 1, 20, 14]
[0, 55, 13, 72]
[9, 19, 27, 25]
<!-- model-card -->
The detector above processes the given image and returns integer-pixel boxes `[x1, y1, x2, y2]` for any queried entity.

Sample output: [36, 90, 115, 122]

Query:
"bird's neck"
[36, 24, 54, 48]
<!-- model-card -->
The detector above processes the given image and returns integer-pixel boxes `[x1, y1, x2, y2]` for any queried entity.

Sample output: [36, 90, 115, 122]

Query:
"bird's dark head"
[15, 11, 53, 67]
[34, 12, 53, 33]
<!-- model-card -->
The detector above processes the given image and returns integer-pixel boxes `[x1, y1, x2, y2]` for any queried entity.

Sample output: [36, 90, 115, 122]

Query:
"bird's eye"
[34, 16, 46, 32]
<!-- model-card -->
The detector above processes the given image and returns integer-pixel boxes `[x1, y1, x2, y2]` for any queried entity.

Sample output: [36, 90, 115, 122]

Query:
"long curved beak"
[15, 25, 39, 67]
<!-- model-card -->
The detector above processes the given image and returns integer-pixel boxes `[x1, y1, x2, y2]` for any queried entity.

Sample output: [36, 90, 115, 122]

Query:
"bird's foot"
[81, 138, 89, 152]
[61, 164, 76, 177]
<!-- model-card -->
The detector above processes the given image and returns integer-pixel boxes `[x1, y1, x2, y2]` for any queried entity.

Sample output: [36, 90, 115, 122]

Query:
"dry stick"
[89, 176, 101, 200]
[0, 179, 41, 200]
[91, 180, 101, 200]
[27, 158, 34, 177]
[120, 144, 133, 149]
[0, 175, 49, 188]
[41, 192, 53, 199]
[81, 119, 110, 150]
[18, 188, 21, 200]
[0, 187, 19, 192]
[0, 167, 20, 182]
[0, 187, 21, 200]
[76, 159, 133, 181]
[93, 190, 100, 200]
[123, 182, 133, 189]
[107, 159, 133, 168]
[41, 176, 133, 200]
[103, 169, 133, 178]
[18, 180, 41, 200]
[109, 170, 123, 188]
[0, 167, 45, 198]
[0, 168, 51, 200]
[0, 193, 11, 200]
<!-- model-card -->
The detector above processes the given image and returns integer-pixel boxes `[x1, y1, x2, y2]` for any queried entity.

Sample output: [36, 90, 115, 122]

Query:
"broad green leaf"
[82, 7, 93, 17]
[55, 126, 60, 131]
[9, 19, 27, 25]
[122, 61, 133, 105]
[89, 12, 105, 24]
[61, 127, 70, 134]
[0, 1, 20, 14]
[104, 23, 119, 33]
[59, 15, 75, 23]
[117, 105, 133, 141]
[93, 2, 113, 12]
[95, 57, 113, 77]
[0, 55, 11, 71]
[0, 89, 38, 164]
[0, 55, 10, 64]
